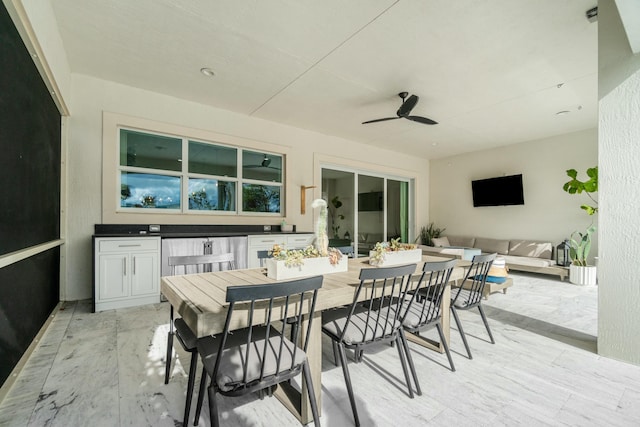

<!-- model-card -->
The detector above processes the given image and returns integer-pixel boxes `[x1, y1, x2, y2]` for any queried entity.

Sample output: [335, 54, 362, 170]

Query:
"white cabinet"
[94, 237, 160, 312]
[247, 234, 314, 269]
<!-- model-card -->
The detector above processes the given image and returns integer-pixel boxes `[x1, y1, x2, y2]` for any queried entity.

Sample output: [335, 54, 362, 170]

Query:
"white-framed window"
[118, 128, 283, 215]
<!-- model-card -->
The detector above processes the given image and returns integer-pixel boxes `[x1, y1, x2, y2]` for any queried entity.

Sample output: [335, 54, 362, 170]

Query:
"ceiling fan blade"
[406, 115, 438, 125]
[362, 117, 402, 124]
[397, 94, 419, 117]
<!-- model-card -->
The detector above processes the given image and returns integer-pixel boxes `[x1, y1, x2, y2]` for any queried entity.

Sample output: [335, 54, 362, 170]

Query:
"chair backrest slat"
[451, 253, 496, 308]
[339, 263, 417, 344]
[215, 275, 323, 394]
[404, 259, 457, 327]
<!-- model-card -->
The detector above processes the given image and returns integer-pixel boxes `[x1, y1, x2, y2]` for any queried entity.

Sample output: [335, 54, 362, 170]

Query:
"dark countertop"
[93, 224, 312, 239]
[93, 231, 313, 238]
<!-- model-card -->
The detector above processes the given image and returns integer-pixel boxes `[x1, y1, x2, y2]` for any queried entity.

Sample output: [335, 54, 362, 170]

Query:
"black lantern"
[556, 239, 570, 267]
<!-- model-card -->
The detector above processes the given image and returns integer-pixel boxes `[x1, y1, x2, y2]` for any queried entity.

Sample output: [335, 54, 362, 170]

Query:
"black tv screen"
[472, 174, 524, 207]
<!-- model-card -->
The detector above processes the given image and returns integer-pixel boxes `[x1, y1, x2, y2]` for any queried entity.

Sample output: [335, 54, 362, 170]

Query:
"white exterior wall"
[598, 68, 640, 364]
[429, 129, 598, 251]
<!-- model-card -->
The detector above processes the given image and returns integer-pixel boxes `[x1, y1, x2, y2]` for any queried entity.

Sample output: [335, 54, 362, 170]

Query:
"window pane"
[120, 129, 182, 171]
[188, 179, 236, 211]
[120, 171, 180, 209]
[242, 184, 281, 213]
[242, 150, 282, 182]
[188, 141, 237, 177]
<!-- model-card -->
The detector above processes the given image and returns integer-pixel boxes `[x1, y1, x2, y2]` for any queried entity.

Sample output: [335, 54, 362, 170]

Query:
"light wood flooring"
[1, 272, 640, 426]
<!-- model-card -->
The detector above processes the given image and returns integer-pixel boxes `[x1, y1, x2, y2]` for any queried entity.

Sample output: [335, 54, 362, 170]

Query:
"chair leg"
[182, 352, 198, 427]
[395, 335, 414, 398]
[435, 323, 456, 372]
[164, 330, 173, 384]
[164, 306, 175, 385]
[302, 360, 321, 427]
[478, 305, 495, 344]
[399, 330, 421, 395]
[337, 342, 360, 427]
[208, 382, 220, 427]
[332, 341, 340, 366]
[450, 306, 472, 359]
[194, 366, 208, 426]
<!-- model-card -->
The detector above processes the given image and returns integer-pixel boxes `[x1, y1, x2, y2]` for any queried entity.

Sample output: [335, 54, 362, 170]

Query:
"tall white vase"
[569, 264, 597, 286]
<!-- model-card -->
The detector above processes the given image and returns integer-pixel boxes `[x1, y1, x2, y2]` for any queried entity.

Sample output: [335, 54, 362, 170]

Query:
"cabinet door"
[130, 252, 159, 296]
[98, 253, 128, 300]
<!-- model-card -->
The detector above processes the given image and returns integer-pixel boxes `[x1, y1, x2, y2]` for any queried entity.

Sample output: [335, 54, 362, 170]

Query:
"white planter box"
[569, 264, 597, 286]
[266, 256, 348, 280]
[369, 249, 422, 267]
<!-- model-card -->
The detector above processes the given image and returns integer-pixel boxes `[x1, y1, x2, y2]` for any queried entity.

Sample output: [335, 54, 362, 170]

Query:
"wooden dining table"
[161, 255, 466, 424]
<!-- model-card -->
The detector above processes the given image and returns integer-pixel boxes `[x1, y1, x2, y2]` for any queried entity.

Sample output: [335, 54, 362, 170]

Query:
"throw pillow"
[431, 236, 450, 247]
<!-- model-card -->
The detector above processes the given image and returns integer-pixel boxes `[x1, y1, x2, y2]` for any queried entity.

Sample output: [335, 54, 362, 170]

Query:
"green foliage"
[562, 167, 598, 215]
[329, 195, 345, 237]
[243, 184, 280, 212]
[415, 222, 446, 245]
[270, 245, 342, 267]
[189, 189, 214, 210]
[369, 238, 418, 266]
[562, 167, 598, 265]
[569, 225, 596, 266]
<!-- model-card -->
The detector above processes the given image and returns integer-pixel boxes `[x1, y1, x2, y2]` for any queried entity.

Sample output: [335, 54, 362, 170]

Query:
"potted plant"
[369, 238, 421, 266]
[415, 222, 446, 246]
[328, 195, 345, 238]
[266, 199, 347, 279]
[562, 167, 598, 285]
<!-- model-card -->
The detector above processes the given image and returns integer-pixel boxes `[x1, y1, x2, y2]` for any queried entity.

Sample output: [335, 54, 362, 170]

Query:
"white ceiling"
[51, 0, 598, 159]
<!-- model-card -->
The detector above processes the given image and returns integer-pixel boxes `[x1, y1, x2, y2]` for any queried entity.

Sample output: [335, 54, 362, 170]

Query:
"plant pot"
[266, 256, 348, 280]
[369, 249, 422, 267]
[569, 264, 597, 286]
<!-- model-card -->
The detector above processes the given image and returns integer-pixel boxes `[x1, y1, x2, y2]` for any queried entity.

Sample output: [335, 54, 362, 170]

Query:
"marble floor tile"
[2, 272, 640, 426]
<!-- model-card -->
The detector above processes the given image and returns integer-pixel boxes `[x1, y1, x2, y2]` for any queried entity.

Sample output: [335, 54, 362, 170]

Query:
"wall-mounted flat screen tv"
[358, 191, 383, 211]
[471, 174, 524, 207]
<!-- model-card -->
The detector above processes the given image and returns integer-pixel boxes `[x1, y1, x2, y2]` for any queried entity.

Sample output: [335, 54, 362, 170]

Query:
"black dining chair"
[450, 252, 497, 359]
[256, 249, 272, 267]
[322, 263, 419, 427]
[335, 245, 355, 258]
[192, 275, 323, 427]
[400, 259, 457, 373]
[164, 253, 236, 427]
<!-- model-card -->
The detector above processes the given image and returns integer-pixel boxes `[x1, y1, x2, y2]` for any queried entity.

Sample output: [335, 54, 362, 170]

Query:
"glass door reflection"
[357, 175, 384, 256]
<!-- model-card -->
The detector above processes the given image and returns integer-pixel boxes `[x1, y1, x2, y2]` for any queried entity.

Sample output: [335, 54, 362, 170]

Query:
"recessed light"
[200, 67, 215, 77]
[431, 142, 438, 146]
[556, 110, 570, 116]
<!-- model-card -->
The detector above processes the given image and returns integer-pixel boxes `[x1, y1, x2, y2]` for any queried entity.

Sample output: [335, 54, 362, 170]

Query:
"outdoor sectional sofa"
[420, 235, 567, 281]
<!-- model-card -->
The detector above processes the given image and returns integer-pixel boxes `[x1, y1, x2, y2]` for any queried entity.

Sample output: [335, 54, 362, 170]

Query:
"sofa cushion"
[431, 237, 450, 247]
[447, 236, 475, 248]
[474, 237, 509, 255]
[508, 240, 552, 260]
[502, 255, 554, 268]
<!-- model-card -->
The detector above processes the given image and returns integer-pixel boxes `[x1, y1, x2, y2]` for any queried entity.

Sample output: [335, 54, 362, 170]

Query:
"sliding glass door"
[321, 167, 412, 257]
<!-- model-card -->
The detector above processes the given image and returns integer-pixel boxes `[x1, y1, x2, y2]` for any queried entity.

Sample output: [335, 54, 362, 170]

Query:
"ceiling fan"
[246, 154, 281, 170]
[362, 92, 438, 125]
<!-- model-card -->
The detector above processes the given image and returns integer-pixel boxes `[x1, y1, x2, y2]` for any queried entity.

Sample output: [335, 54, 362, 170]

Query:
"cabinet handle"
[133, 257, 136, 275]
[260, 239, 276, 243]
[119, 244, 142, 247]
[123, 258, 126, 276]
